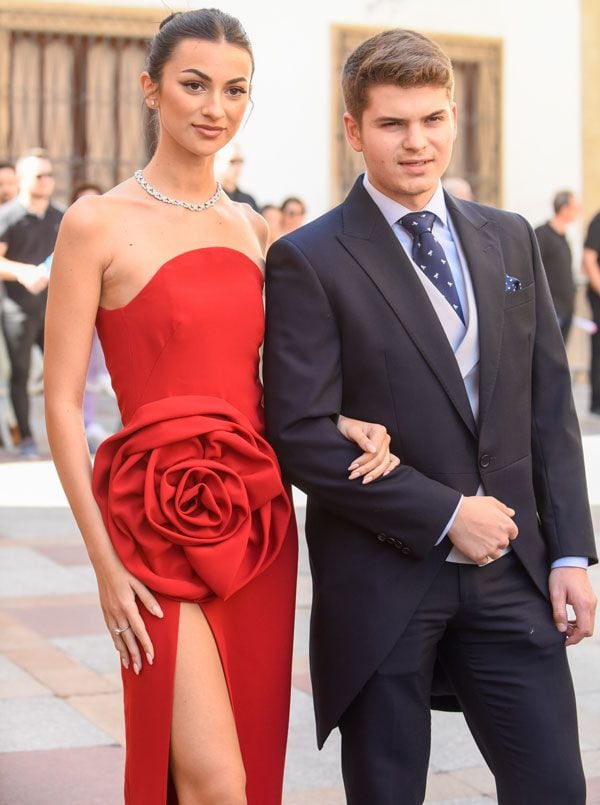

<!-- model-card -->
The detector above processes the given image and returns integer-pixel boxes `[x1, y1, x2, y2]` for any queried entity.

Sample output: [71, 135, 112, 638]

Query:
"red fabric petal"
[92, 395, 291, 601]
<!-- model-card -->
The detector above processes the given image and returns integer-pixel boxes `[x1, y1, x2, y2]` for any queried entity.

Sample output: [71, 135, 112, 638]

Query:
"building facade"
[0, 0, 595, 226]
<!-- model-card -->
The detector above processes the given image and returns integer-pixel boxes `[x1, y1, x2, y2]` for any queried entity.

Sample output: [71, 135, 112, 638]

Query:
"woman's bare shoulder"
[64, 180, 131, 226]
[61, 179, 145, 246]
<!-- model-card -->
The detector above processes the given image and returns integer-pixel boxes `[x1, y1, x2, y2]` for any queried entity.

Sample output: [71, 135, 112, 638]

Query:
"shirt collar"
[362, 173, 448, 229]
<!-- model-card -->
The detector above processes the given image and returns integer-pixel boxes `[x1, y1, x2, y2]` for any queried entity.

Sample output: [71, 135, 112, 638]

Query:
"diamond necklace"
[134, 170, 222, 212]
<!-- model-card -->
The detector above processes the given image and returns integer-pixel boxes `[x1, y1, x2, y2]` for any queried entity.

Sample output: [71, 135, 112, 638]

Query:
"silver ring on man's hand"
[113, 625, 131, 636]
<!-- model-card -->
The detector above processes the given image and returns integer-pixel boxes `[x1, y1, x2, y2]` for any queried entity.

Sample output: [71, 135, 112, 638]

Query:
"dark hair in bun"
[147, 8, 254, 82]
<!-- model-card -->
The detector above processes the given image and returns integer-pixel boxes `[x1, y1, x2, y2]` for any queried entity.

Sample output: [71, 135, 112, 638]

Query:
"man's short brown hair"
[342, 29, 454, 122]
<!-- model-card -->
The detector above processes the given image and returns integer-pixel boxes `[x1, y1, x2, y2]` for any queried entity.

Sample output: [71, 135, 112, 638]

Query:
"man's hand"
[447, 496, 518, 564]
[549, 567, 597, 646]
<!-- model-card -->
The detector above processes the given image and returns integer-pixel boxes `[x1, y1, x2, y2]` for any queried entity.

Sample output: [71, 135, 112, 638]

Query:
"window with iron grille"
[0, 5, 160, 204]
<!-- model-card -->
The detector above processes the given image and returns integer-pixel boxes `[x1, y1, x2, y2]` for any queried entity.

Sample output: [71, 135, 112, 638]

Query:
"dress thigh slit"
[120, 528, 297, 805]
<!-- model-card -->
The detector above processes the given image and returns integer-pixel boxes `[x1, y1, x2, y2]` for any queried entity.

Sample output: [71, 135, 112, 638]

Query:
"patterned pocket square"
[504, 274, 522, 293]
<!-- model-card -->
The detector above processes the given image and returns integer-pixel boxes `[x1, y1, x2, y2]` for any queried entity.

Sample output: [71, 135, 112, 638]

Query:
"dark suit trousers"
[339, 552, 585, 805]
[1, 299, 45, 440]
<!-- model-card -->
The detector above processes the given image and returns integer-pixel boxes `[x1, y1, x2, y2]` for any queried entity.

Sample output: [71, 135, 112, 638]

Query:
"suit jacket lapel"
[445, 193, 506, 431]
[338, 179, 477, 438]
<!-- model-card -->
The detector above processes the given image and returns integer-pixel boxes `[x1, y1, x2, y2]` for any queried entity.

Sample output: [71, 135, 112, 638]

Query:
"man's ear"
[343, 112, 363, 153]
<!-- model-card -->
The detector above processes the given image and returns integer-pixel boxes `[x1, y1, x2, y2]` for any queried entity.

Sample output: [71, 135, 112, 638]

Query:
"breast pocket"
[504, 282, 534, 310]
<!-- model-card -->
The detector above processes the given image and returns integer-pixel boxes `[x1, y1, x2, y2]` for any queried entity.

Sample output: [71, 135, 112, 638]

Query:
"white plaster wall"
[32, 0, 582, 227]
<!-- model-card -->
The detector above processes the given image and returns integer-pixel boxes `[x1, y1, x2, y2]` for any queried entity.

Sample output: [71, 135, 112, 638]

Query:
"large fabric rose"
[92, 395, 292, 601]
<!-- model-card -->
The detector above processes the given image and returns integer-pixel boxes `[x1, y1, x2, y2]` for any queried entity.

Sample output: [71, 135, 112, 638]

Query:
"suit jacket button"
[479, 454, 491, 468]
[377, 533, 387, 542]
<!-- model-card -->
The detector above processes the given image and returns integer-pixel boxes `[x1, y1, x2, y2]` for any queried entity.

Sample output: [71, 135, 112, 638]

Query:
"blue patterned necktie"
[399, 211, 465, 324]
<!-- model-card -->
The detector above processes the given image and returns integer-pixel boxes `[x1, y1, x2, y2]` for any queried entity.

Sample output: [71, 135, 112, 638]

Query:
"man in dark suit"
[264, 29, 597, 805]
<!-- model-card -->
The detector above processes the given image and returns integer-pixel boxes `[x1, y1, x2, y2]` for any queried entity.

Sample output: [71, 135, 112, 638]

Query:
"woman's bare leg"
[170, 602, 246, 805]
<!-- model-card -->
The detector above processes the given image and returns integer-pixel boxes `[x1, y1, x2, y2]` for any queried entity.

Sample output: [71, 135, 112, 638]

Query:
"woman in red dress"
[44, 9, 398, 804]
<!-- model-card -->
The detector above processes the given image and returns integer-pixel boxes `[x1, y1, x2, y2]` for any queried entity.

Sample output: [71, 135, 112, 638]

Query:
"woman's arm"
[44, 197, 162, 675]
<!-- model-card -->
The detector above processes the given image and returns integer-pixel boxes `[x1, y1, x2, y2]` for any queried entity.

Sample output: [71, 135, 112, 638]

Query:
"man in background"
[583, 209, 600, 415]
[535, 190, 579, 343]
[0, 162, 18, 205]
[216, 142, 259, 210]
[0, 149, 63, 457]
[0, 160, 19, 447]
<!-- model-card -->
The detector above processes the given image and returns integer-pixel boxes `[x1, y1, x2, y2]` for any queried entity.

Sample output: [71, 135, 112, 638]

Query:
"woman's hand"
[337, 415, 400, 484]
[95, 557, 164, 675]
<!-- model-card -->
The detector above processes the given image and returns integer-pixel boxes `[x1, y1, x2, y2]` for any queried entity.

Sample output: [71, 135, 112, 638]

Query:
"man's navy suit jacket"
[263, 176, 597, 747]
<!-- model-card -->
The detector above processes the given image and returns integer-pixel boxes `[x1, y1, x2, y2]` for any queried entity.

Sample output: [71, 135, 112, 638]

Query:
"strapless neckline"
[98, 246, 264, 313]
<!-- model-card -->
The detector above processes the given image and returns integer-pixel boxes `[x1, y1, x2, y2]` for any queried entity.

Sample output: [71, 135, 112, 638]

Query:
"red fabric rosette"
[92, 395, 291, 601]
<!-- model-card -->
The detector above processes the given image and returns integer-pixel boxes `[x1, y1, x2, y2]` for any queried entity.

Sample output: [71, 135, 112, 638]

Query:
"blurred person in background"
[72, 182, 103, 201]
[260, 204, 282, 245]
[535, 190, 579, 343]
[0, 148, 63, 457]
[583, 209, 600, 415]
[0, 162, 18, 204]
[216, 141, 258, 210]
[442, 175, 474, 201]
[280, 196, 306, 235]
[0, 160, 19, 446]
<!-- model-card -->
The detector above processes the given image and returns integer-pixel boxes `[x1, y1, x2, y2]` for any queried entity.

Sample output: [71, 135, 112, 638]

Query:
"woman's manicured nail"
[349, 470, 360, 480]
[146, 653, 154, 666]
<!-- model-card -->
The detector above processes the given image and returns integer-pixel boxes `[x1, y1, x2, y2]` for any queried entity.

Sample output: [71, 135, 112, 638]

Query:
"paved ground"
[0, 384, 599, 804]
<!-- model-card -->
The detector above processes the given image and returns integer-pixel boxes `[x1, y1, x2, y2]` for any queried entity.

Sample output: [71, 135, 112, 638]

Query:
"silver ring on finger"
[113, 624, 131, 636]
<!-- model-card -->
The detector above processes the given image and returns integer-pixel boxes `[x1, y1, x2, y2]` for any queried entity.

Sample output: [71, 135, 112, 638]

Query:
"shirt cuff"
[435, 495, 463, 545]
[551, 556, 589, 570]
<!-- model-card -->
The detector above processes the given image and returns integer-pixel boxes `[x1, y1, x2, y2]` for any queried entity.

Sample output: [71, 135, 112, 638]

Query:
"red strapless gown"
[91, 247, 298, 804]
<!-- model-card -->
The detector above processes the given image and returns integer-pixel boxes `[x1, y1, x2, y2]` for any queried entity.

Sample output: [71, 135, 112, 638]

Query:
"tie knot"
[400, 211, 436, 236]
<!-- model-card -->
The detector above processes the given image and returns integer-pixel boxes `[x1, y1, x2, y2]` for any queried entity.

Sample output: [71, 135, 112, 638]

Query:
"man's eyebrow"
[181, 69, 248, 84]
[373, 116, 405, 124]
[373, 108, 448, 124]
